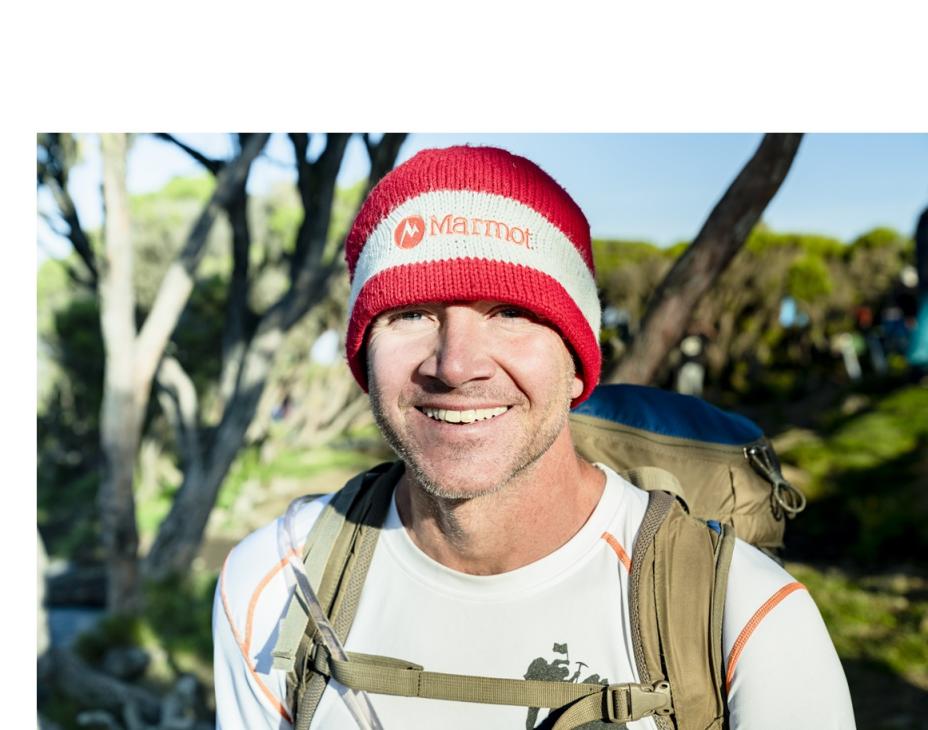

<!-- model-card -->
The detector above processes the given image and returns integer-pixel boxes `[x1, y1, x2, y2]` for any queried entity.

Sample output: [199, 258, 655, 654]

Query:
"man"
[214, 145, 855, 728]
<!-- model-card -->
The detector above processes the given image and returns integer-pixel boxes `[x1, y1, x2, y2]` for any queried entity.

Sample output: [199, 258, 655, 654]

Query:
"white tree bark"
[98, 133, 143, 613]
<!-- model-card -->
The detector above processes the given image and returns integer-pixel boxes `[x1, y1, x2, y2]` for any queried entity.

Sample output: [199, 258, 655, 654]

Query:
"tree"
[39, 132, 407, 612]
[95, 133, 268, 612]
[605, 134, 804, 386]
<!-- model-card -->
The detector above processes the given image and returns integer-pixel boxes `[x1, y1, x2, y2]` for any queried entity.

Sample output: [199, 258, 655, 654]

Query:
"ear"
[570, 373, 584, 400]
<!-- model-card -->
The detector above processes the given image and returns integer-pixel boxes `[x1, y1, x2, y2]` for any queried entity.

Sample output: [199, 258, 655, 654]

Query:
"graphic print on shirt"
[523, 642, 616, 730]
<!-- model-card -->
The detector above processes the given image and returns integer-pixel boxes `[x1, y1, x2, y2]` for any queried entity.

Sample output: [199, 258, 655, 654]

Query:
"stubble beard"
[367, 370, 576, 503]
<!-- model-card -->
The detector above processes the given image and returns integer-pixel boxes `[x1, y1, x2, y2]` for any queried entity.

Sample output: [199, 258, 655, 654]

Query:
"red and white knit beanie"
[345, 145, 601, 405]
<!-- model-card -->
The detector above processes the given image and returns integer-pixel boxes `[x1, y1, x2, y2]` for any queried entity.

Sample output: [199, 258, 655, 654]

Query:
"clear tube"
[277, 495, 384, 730]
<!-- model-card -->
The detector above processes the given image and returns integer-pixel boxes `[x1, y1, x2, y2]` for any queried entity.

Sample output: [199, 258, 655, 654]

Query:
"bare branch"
[38, 210, 68, 237]
[361, 133, 407, 200]
[606, 133, 804, 385]
[155, 356, 202, 476]
[134, 133, 269, 393]
[212, 134, 257, 407]
[38, 134, 99, 288]
[153, 133, 223, 175]
[289, 133, 351, 282]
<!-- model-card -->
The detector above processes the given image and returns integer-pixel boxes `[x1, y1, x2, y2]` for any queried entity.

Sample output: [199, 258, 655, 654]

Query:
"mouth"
[416, 405, 510, 424]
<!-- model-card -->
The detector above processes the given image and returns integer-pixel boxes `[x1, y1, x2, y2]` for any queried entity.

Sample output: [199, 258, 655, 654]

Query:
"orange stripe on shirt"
[244, 549, 299, 655]
[725, 581, 806, 691]
[220, 551, 295, 725]
[601, 531, 632, 573]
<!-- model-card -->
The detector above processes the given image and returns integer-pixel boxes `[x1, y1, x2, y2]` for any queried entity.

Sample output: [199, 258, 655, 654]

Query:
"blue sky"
[38, 133, 927, 262]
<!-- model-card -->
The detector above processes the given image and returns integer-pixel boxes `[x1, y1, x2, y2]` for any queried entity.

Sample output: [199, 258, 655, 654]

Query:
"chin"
[410, 463, 511, 501]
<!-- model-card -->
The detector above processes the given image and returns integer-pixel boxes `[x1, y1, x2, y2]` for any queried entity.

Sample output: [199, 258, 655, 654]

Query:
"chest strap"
[310, 644, 672, 728]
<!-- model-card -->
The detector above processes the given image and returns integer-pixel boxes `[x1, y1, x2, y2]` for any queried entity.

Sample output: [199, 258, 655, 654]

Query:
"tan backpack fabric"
[569, 412, 804, 555]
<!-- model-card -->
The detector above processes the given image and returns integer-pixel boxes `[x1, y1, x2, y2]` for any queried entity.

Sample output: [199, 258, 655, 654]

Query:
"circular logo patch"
[393, 215, 426, 249]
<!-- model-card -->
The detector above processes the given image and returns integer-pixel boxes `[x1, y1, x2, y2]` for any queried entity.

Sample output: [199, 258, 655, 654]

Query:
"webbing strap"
[551, 681, 672, 730]
[311, 647, 672, 724]
[622, 467, 689, 511]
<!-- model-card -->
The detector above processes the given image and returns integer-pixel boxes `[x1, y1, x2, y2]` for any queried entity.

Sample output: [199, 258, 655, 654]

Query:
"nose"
[418, 306, 496, 387]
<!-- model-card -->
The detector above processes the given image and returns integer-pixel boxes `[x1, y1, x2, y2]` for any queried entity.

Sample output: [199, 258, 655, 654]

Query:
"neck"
[394, 428, 606, 575]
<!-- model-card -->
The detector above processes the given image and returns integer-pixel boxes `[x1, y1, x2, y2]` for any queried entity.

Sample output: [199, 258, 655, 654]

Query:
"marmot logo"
[393, 215, 426, 249]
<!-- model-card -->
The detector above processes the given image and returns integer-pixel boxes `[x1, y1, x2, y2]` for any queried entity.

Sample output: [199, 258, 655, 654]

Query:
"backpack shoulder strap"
[629, 478, 736, 730]
[270, 461, 402, 729]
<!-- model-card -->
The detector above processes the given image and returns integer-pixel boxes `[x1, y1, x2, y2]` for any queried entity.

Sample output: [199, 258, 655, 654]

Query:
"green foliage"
[136, 476, 180, 539]
[74, 571, 217, 680]
[849, 226, 910, 252]
[780, 385, 928, 562]
[788, 563, 928, 690]
[158, 174, 216, 203]
[787, 253, 833, 303]
[591, 239, 668, 272]
[267, 193, 302, 246]
[142, 572, 218, 673]
[664, 240, 690, 259]
[38, 296, 105, 560]
[746, 228, 844, 258]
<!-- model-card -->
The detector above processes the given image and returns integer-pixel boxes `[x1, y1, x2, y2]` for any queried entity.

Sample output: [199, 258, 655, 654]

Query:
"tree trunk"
[98, 133, 143, 614]
[605, 133, 804, 386]
[144, 321, 285, 579]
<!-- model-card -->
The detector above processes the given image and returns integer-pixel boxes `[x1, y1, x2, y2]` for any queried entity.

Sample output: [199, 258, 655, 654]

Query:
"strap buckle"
[607, 681, 673, 722]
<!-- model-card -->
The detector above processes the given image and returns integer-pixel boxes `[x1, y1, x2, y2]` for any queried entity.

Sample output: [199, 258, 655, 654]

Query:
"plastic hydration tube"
[277, 495, 384, 730]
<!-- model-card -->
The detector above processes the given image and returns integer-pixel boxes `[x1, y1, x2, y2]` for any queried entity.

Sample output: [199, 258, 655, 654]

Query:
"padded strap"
[628, 489, 675, 687]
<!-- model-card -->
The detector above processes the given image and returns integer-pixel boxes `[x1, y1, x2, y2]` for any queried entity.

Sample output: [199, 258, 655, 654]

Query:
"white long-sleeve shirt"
[213, 465, 855, 729]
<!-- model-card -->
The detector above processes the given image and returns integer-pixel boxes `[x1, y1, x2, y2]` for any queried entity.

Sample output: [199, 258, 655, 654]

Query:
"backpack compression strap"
[309, 645, 672, 729]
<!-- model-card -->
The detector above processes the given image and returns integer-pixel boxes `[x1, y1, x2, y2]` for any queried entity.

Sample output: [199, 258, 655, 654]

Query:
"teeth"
[420, 406, 509, 424]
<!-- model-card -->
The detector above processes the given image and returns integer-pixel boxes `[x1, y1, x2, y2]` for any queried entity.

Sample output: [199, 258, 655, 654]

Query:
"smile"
[418, 406, 509, 424]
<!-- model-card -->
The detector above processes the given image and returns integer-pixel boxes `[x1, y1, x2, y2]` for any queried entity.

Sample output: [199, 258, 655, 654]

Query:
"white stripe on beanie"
[349, 189, 601, 335]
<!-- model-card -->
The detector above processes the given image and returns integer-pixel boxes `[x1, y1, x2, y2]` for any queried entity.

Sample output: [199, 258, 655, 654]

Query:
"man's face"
[367, 300, 583, 499]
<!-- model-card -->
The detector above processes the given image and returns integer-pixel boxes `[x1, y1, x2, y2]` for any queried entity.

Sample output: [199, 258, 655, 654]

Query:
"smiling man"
[213, 146, 855, 729]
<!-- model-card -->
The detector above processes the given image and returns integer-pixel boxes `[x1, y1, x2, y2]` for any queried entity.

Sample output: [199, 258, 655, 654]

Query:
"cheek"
[367, 333, 430, 390]
[504, 330, 578, 391]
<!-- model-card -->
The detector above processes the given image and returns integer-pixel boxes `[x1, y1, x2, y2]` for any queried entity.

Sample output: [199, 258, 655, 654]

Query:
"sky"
[37, 133, 928, 265]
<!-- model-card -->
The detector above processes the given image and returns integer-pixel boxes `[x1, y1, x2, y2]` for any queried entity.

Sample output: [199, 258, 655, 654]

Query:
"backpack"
[270, 384, 806, 729]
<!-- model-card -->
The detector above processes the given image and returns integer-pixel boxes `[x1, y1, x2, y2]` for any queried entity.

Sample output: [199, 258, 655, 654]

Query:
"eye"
[494, 305, 536, 321]
[382, 307, 436, 329]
